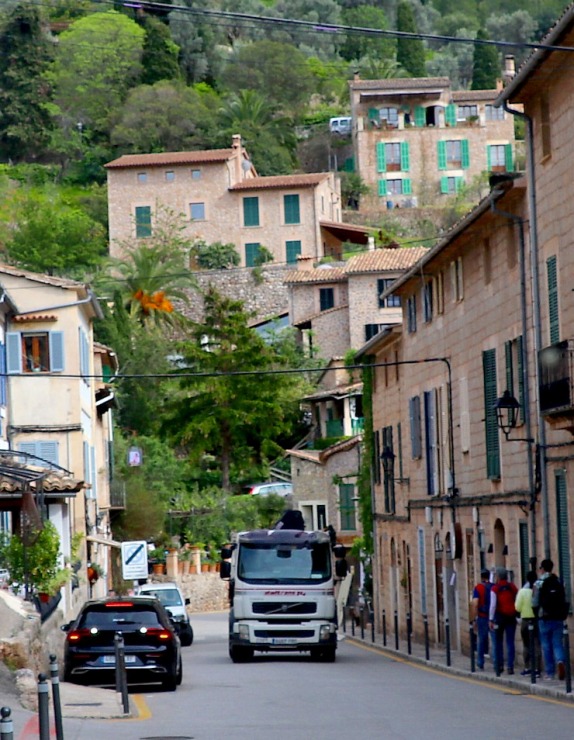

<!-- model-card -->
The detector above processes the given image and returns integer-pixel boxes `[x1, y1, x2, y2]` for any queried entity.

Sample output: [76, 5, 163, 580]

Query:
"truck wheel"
[321, 646, 336, 663]
[180, 624, 194, 647]
[229, 645, 253, 663]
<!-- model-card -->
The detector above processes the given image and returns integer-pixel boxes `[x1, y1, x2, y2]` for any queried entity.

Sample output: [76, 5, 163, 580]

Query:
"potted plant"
[87, 562, 104, 585]
[149, 547, 167, 575]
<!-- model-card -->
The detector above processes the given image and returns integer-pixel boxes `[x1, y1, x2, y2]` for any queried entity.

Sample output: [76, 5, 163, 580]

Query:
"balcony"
[539, 340, 574, 430]
[326, 419, 344, 437]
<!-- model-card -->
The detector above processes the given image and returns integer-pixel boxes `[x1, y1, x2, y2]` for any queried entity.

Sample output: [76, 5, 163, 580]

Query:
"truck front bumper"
[230, 620, 337, 651]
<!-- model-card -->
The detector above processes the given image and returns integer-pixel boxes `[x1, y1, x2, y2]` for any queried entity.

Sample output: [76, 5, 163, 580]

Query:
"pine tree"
[396, 0, 426, 78]
[471, 29, 501, 90]
[0, 3, 54, 162]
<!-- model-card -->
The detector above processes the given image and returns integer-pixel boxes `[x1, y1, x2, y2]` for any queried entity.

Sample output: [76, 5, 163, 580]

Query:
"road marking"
[131, 693, 152, 720]
[348, 639, 574, 707]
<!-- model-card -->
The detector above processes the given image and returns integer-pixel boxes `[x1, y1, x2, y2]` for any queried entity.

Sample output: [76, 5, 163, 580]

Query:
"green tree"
[339, 6, 394, 63]
[0, 4, 54, 162]
[4, 189, 106, 276]
[48, 10, 145, 140]
[396, 0, 426, 77]
[139, 15, 181, 85]
[193, 240, 240, 270]
[471, 28, 500, 90]
[166, 287, 308, 491]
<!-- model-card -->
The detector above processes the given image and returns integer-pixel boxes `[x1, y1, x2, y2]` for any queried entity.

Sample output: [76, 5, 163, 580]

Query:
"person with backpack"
[514, 571, 542, 676]
[532, 558, 569, 680]
[489, 566, 518, 674]
[470, 569, 492, 670]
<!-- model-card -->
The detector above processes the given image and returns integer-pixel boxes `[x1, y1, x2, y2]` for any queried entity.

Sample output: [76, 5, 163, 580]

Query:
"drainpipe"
[490, 191, 536, 563]
[502, 101, 550, 559]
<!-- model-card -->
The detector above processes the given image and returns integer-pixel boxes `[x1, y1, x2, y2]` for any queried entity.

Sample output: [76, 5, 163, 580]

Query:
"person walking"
[489, 566, 518, 675]
[532, 558, 569, 680]
[470, 569, 492, 670]
[514, 571, 541, 676]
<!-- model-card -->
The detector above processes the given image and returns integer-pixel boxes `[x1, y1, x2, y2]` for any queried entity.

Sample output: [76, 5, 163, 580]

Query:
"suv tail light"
[142, 627, 173, 641]
[67, 628, 92, 642]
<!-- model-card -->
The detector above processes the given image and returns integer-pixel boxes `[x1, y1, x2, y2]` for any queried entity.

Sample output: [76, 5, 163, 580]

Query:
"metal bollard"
[360, 607, 365, 640]
[493, 623, 501, 676]
[370, 608, 375, 643]
[114, 633, 129, 715]
[49, 655, 64, 740]
[529, 622, 536, 685]
[0, 707, 13, 740]
[382, 609, 387, 647]
[407, 613, 412, 655]
[351, 608, 355, 636]
[342, 605, 347, 634]
[470, 623, 475, 672]
[563, 623, 572, 694]
[394, 609, 399, 651]
[424, 614, 430, 661]
[37, 674, 50, 740]
[445, 617, 451, 667]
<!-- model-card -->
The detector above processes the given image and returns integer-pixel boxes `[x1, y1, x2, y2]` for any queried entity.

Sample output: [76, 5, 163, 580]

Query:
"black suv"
[62, 596, 182, 691]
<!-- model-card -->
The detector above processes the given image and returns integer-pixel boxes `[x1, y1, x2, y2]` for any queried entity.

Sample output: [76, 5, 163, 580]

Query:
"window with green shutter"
[245, 242, 261, 267]
[402, 178, 412, 195]
[368, 108, 380, 122]
[286, 240, 301, 264]
[437, 141, 447, 170]
[461, 139, 470, 169]
[445, 104, 457, 127]
[339, 483, 356, 530]
[505, 143, 513, 171]
[400, 142, 410, 171]
[135, 206, 152, 238]
[555, 469, 572, 605]
[243, 197, 259, 227]
[519, 521, 529, 588]
[376, 142, 386, 172]
[378, 179, 387, 197]
[284, 194, 300, 224]
[547, 255, 559, 343]
[414, 106, 426, 127]
[319, 287, 334, 311]
[482, 348, 501, 479]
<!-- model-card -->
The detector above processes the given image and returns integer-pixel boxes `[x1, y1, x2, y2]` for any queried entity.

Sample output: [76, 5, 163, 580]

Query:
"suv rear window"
[79, 607, 162, 629]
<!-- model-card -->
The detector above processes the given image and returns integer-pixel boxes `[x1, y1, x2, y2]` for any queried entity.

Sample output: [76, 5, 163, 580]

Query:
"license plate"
[102, 655, 137, 664]
[271, 638, 298, 645]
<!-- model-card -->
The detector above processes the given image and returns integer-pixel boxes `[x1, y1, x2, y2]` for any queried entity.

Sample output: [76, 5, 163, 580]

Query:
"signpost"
[120, 541, 148, 581]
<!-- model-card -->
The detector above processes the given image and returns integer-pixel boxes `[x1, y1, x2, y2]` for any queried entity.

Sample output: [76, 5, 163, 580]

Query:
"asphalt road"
[2, 612, 574, 739]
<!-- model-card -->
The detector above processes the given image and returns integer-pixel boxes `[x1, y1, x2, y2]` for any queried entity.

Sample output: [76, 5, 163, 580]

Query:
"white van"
[137, 582, 194, 646]
[329, 116, 352, 135]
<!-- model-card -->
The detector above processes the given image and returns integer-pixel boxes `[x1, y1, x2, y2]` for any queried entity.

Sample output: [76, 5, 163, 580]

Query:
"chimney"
[503, 55, 516, 84]
[367, 235, 375, 251]
[232, 134, 242, 184]
[296, 256, 314, 271]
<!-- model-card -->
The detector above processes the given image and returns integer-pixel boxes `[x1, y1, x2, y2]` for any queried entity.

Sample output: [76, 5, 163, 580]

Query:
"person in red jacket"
[489, 566, 518, 675]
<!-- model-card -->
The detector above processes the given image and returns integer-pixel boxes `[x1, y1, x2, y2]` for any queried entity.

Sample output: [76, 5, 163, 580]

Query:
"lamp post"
[493, 390, 522, 440]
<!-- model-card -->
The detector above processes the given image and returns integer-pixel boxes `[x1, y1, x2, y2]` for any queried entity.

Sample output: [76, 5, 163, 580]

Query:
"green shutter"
[519, 521, 529, 588]
[556, 470, 572, 604]
[483, 348, 501, 479]
[505, 143, 513, 171]
[286, 240, 301, 264]
[517, 335, 525, 423]
[505, 340, 514, 396]
[461, 140, 470, 169]
[547, 255, 559, 343]
[455, 177, 464, 193]
[245, 242, 261, 267]
[378, 179, 387, 197]
[343, 156, 354, 172]
[376, 142, 386, 172]
[339, 483, 356, 531]
[368, 108, 380, 122]
[284, 194, 300, 224]
[243, 197, 259, 227]
[135, 206, 152, 238]
[445, 104, 457, 126]
[402, 178, 412, 195]
[440, 176, 449, 194]
[437, 141, 447, 170]
[414, 106, 425, 127]
[400, 142, 410, 171]
[487, 145, 492, 171]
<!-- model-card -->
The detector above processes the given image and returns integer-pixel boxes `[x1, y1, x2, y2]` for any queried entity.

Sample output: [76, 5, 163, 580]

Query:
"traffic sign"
[121, 540, 148, 580]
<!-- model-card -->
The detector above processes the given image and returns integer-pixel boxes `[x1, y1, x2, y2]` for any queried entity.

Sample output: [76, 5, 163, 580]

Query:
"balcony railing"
[325, 419, 344, 437]
[539, 340, 574, 415]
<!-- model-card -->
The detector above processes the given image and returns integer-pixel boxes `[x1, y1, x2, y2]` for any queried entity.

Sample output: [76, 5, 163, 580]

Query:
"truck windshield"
[237, 542, 332, 584]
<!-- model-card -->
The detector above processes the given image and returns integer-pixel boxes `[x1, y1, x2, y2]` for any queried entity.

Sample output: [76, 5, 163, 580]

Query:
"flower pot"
[189, 565, 198, 575]
[201, 563, 209, 573]
[152, 563, 166, 575]
[87, 567, 99, 584]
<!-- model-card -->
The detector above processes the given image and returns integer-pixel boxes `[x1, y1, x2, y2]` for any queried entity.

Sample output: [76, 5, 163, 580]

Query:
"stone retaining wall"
[151, 572, 229, 613]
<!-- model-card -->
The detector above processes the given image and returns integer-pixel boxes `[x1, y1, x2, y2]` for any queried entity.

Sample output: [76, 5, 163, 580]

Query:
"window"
[409, 396, 422, 459]
[424, 390, 439, 495]
[440, 176, 464, 194]
[385, 143, 401, 171]
[407, 295, 417, 333]
[485, 105, 505, 121]
[487, 144, 512, 172]
[423, 282, 433, 323]
[435, 272, 444, 315]
[165, 170, 175, 182]
[381, 425, 395, 513]
[319, 287, 334, 311]
[7, 331, 64, 374]
[79, 328, 90, 384]
[137, 172, 147, 183]
[191, 169, 201, 179]
[438, 140, 469, 169]
[190, 202, 205, 221]
[378, 278, 401, 308]
[380, 107, 398, 127]
[245, 242, 261, 267]
[284, 194, 300, 224]
[540, 92, 551, 159]
[286, 240, 301, 264]
[339, 483, 356, 531]
[457, 105, 478, 121]
[482, 348, 501, 479]
[365, 324, 382, 341]
[547, 255, 559, 343]
[135, 206, 152, 238]
[19, 440, 59, 468]
[243, 197, 260, 227]
[450, 257, 464, 301]
[300, 503, 327, 531]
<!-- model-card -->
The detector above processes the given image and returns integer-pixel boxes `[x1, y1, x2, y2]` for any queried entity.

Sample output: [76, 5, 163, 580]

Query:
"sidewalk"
[344, 622, 574, 704]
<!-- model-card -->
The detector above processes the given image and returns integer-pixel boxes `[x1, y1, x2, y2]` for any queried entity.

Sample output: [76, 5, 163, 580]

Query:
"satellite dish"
[241, 159, 252, 172]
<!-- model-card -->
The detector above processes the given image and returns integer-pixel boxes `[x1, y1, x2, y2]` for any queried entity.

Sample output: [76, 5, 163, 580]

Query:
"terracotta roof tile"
[345, 247, 429, 273]
[229, 173, 331, 190]
[284, 266, 347, 284]
[452, 90, 499, 101]
[105, 150, 234, 169]
[13, 314, 57, 323]
[0, 263, 86, 290]
[350, 77, 451, 91]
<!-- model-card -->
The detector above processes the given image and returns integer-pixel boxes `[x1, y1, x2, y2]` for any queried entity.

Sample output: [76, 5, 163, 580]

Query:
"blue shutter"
[90, 446, 97, 500]
[135, 206, 152, 238]
[49, 332, 65, 372]
[437, 141, 447, 170]
[6, 332, 21, 374]
[0, 343, 6, 405]
[39, 441, 59, 467]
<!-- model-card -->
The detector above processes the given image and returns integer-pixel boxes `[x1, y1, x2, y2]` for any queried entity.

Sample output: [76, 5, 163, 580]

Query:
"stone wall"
[152, 572, 229, 613]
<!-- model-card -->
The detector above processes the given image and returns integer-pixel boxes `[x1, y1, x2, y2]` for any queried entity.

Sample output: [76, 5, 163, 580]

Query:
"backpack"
[495, 582, 517, 618]
[476, 582, 492, 618]
[539, 575, 570, 621]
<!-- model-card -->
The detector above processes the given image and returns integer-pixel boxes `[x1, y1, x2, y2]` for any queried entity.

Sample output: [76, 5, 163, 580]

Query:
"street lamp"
[493, 390, 521, 439]
[380, 446, 410, 486]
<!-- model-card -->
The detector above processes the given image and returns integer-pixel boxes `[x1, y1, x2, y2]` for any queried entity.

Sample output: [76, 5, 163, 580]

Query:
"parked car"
[242, 482, 293, 497]
[136, 582, 193, 646]
[61, 596, 182, 691]
[329, 116, 352, 134]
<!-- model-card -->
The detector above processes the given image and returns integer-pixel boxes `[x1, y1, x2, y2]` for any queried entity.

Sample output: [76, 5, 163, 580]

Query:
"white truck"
[220, 528, 338, 662]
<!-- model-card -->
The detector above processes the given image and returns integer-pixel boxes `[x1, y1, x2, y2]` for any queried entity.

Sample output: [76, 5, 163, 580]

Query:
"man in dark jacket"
[532, 559, 568, 680]
[489, 567, 518, 675]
